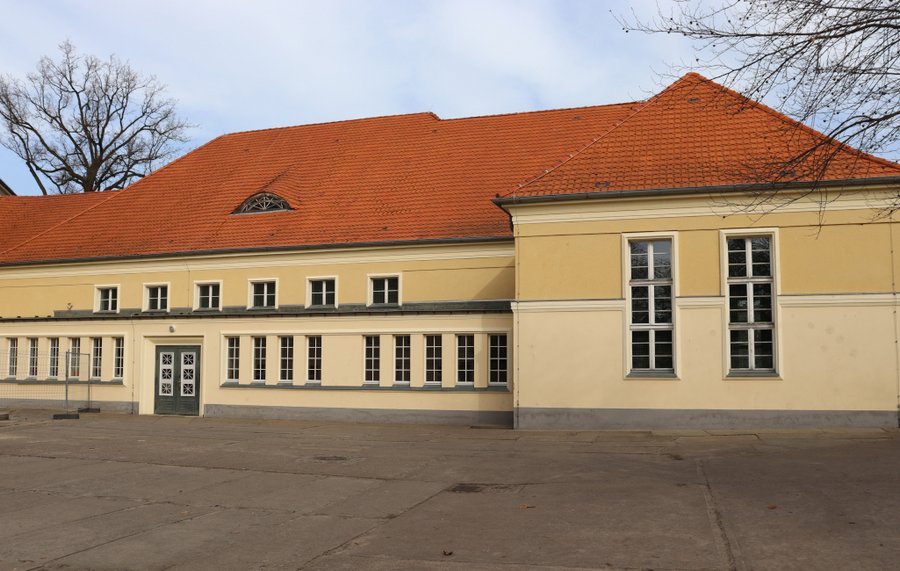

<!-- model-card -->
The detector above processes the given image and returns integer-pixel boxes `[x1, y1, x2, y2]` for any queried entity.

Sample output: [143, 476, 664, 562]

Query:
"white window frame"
[27, 337, 38, 378]
[363, 335, 380, 384]
[456, 334, 475, 385]
[622, 232, 678, 378]
[279, 335, 294, 384]
[90, 337, 103, 379]
[306, 335, 322, 383]
[68, 337, 82, 378]
[393, 335, 411, 385]
[225, 336, 241, 383]
[720, 228, 781, 378]
[143, 282, 171, 312]
[251, 336, 267, 382]
[113, 337, 125, 379]
[95, 285, 120, 313]
[247, 278, 279, 310]
[424, 334, 443, 385]
[7, 337, 18, 378]
[194, 280, 223, 311]
[306, 276, 339, 308]
[48, 337, 60, 379]
[367, 273, 402, 307]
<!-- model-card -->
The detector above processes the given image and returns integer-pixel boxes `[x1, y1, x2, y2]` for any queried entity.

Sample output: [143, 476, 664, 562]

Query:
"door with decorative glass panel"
[154, 346, 201, 415]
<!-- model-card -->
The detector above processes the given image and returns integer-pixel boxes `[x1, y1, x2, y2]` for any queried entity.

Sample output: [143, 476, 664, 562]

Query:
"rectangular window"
[252, 336, 266, 382]
[310, 279, 336, 307]
[425, 335, 442, 384]
[48, 338, 59, 378]
[28, 338, 38, 378]
[91, 337, 103, 378]
[456, 335, 475, 384]
[98, 287, 118, 312]
[489, 334, 508, 385]
[394, 335, 411, 384]
[69, 338, 81, 378]
[371, 276, 399, 305]
[364, 335, 380, 383]
[307, 336, 322, 382]
[226, 337, 240, 382]
[279, 336, 294, 383]
[7, 338, 18, 378]
[147, 285, 168, 311]
[113, 337, 124, 378]
[251, 281, 276, 308]
[198, 283, 221, 310]
[727, 236, 776, 372]
[629, 239, 674, 372]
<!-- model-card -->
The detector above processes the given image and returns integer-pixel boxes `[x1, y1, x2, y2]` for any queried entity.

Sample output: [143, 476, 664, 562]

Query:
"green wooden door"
[154, 346, 201, 416]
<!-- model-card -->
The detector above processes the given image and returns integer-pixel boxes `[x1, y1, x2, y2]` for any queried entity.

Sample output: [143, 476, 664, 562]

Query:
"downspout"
[891, 220, 900, 427]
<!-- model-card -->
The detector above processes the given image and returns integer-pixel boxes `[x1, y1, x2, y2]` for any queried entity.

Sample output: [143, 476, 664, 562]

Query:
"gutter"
[0, 235, 514, 269]
[492, 176, 900, 207]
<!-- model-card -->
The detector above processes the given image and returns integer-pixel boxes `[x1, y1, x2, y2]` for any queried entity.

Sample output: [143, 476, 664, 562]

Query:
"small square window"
[309, 279, 336, 307]
[97, 287, 118, 312]
[197, 283, 221, 310]
[146, 285, 168, 311]
[250, 281, 276, 308]
[371, 276, 399, 305]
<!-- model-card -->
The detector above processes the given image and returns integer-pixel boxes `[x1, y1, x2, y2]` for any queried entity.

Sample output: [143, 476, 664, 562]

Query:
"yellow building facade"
[2, 73, 899, 428]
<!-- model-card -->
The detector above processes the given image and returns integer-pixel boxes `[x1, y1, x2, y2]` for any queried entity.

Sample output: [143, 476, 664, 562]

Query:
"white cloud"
[0, 0, 697, 195]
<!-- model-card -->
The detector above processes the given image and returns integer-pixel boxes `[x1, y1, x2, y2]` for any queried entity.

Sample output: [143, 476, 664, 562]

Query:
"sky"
[0, 0, 699, 196]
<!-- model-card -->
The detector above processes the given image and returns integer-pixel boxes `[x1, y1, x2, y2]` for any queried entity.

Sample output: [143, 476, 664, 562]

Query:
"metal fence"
[0, 351, 96, 419]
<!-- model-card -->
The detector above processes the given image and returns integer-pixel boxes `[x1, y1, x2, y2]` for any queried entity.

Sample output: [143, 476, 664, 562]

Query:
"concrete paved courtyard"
[0, 410, 898, 570]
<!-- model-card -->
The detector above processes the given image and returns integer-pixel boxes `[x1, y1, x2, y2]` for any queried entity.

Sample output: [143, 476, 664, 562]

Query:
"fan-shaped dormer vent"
[235, 193, 292, 214]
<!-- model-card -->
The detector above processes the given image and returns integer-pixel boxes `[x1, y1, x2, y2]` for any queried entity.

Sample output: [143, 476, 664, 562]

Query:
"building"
[1, 73, 899, 428]
[0, 177, 15, 196]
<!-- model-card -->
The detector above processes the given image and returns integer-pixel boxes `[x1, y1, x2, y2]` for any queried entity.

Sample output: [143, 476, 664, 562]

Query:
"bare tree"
[0, 41, 191, 195]
[621, 1, 900, 192]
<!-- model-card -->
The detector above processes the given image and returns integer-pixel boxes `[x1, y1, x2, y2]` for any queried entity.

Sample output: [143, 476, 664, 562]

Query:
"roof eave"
[493, 176, 900, 208]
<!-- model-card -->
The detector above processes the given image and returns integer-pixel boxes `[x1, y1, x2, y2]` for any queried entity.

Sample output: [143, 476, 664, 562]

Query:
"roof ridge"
[439, 101, 642, 123]
[218, 111, 441, 138]
[504, 77, 692, 197]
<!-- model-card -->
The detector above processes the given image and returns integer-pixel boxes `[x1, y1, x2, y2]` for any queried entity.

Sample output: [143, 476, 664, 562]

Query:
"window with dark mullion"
[310, 279, 336, 307]
[456, 335, 475, 384]
[226, 337, 240, 382]
[28, 338, 38, 378]
[147, 285, 168, 311]
[371, 277, 399, 305]
[307, 336, 322, 382]
[279, 336, 294, 383]
[425, 335, 442, 384]
[364, 336, 380, 383]
[198, 283, 221, 310]
[7, 338, 17, 378]
[489, 334, 508, 384]
[727, 236, 776, 372]
[251, 281, 276, 308]
[252, 336, 266, 382]
[48, 338, 60, 378]
[629, 239, 674, 373]
[91, 337, 102, 379]
[394, 335, 411, 384]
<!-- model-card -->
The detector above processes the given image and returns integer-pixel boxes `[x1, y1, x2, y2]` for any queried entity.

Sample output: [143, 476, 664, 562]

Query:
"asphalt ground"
[0, 409, 898, 570]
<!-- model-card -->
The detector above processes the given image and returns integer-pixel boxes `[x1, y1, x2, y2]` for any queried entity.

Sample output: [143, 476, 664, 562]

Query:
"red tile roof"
[508, 73, 900, 198]
[1, 73, 898, 265]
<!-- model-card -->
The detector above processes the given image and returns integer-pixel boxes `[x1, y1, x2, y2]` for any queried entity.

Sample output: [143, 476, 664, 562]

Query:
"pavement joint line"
[696, 459, 738, 571]
[298, 480, 455, 569]
[25, 505, 223, 571]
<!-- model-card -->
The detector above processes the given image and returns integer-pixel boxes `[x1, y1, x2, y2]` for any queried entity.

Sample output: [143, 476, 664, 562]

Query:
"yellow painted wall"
[514, 301, 897, 412]
[0, 242, 515, 316]
[0, 313, 513, 414]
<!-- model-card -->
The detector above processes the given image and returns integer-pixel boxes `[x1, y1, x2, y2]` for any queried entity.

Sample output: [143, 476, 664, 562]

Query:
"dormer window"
[234, 193, 291, 214]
